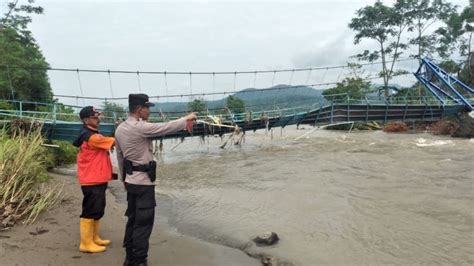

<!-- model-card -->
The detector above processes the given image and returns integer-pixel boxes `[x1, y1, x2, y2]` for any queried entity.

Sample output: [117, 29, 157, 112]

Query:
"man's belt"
[131, 165, 149, 172]
[123, 159, 157, 182]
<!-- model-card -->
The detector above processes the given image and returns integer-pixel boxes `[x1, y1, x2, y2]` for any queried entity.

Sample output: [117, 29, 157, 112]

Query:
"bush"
[0, 101, 14, 110]
[46, 140, 78, 168]
[5, 120, 78, 168]
[0, 128, 63, 227]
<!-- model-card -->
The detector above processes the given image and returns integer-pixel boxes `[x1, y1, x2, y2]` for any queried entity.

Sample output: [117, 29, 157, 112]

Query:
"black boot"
[123, 247, 133, 266]
[134, 260, 147, 266]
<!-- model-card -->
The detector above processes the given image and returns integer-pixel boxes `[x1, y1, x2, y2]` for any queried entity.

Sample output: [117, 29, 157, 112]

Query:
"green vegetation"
[0, 0, 52, 103]
[0, 128, 63, 226]
[349, 1, 410, 97]
[226, 95, 246, 113]
[323, 63, 371, 101]
[102, 101, 126, 122]
[0, 100, 13, 110]
[349, 0, 472, 96]
[437, 1, 474, 87]
[187, 98, 207, 112]
[35, 101, 77, 121]
[4, 119, 78, 168]
[150, 86, 323, 113]
[322, 77, 370, 101]
[45, 140, 78, 168]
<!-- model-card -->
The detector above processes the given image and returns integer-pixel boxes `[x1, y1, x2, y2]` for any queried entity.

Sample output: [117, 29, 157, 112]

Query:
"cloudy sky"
[2, 0, 469, 106]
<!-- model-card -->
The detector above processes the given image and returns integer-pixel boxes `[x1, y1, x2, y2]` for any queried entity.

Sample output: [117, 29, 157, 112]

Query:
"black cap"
[79, 106, 102, 119]
[129, 93, 155, 111]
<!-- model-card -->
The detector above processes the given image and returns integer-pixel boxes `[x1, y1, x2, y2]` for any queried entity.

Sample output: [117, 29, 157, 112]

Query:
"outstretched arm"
[139, 112, 197, 138]
[88, 134, 115, 150]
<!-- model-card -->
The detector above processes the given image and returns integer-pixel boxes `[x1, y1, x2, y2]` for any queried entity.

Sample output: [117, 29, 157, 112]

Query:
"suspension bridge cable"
[9, 87, 406, 115]
[289, 69, 295, 85]
[253, 71, 257, 88]
[305, 69, 312, 85]
[0, 58, 417, 75]
[76, 69, 85, 106]
[164, 71, 169, 102]
[107, 70, 114, 98]
[212, 72, 216, 102]
[320, 68, 328, 83]
[53, 73, 411, 101]
[137, 71, 142, 93]
[189, 72, 192, 97]
[53, 83, 326, 100]
[6, 65, 15, 99]
[336, 67, 344, 82]
[271, 70, 276, 87]
[233, 72, 237, 90]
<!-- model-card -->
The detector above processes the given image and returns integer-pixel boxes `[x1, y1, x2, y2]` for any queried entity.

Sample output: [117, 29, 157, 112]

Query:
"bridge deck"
[37, 103, 465, 142]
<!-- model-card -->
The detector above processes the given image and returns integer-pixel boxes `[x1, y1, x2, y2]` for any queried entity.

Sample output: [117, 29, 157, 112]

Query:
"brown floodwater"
[151, 126, 473, 265]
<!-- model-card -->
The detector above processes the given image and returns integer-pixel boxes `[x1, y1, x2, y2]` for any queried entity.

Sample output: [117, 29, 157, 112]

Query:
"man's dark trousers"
[123, 183, 156, 265]
[80, 183, 107, 219]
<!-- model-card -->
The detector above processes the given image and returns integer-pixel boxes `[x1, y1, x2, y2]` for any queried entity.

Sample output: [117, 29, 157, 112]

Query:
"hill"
[150, 84, 324, 113]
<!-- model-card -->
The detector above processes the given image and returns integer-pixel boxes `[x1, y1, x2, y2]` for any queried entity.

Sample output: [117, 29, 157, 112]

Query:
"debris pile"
[430, 120, 460, 136]
[382, 121, 409, 133]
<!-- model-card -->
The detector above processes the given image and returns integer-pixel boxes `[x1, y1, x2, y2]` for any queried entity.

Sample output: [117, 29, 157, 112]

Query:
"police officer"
[115, 93, 196, 266]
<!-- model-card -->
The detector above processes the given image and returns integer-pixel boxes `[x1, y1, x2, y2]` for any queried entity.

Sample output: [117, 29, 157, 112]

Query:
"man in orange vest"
[73, 106, 115, 253]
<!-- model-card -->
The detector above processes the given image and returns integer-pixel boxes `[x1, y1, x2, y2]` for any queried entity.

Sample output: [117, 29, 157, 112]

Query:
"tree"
[226, 95, 246, 113]
[349, 1, 410, 98]
[1, 0, 44, 42]
[436, 1, 474, 86]
[459, 1, 474, 59]
[436, 2, 472, 58]
[322, 63, 371, 101]
[187, 98, 207, 112]
[397, 0, 456, 60]
[102, 101, 125, 120]
[35, 100, 75, 121]
[0, 1, 52, 103]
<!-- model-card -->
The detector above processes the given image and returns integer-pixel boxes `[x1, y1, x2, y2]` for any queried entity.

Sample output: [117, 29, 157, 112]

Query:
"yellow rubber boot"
[93, 219, 111, 246]
[79, 218, 106, 253]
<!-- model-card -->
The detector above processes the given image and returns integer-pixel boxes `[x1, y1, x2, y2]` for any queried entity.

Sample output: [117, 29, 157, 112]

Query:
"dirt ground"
[0, 172, 259, 266]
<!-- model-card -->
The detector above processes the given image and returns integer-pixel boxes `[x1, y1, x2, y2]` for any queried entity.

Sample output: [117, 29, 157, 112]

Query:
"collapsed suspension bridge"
[0, 57, 472, 142]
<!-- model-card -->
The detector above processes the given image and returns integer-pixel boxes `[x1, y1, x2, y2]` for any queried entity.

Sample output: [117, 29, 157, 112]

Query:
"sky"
[2, 0, 470, 107]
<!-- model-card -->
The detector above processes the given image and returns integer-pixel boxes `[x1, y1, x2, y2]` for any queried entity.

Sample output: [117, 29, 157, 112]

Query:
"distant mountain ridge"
[150, 84, 325, 113]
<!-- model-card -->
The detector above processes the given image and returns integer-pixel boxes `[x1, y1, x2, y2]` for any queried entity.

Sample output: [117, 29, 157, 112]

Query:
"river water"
[152, 126, 473, 265]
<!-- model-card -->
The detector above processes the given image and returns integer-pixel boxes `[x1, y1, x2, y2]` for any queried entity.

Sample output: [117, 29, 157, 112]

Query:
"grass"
[0, 126, 64, 226]
[43, 140, 78, 169]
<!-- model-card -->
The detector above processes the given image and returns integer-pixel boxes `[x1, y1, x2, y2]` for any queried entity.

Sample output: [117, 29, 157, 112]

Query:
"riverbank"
[0, 171, 260, 266]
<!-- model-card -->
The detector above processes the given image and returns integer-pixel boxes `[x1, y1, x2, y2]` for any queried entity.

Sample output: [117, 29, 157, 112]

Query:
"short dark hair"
[129, 105, 141, 113]
[79, 106, 101, 119]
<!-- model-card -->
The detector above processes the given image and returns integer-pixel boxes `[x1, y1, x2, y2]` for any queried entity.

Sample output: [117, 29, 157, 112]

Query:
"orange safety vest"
[74, 126, 113, 185]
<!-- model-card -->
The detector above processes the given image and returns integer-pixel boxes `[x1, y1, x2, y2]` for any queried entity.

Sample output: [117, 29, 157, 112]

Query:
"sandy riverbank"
[0, 171, 260, 266]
